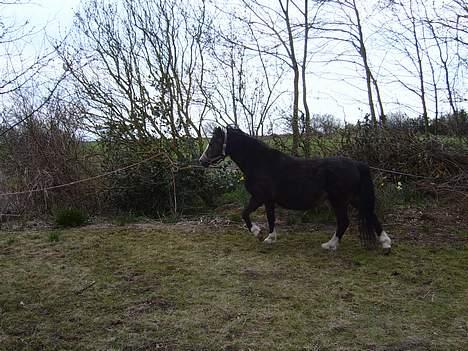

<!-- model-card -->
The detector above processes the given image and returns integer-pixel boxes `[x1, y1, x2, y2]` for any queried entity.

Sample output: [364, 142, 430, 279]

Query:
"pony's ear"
[213, 126, 223, 136]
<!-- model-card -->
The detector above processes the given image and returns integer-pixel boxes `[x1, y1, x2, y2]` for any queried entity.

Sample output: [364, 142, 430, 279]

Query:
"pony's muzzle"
[199, 154, 210, 167]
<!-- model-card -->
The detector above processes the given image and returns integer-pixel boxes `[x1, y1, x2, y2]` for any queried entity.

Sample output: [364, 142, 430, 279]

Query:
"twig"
[0, 72, 67, 139]
[369, 166, 432, 179]
[75, 280, 96, 295]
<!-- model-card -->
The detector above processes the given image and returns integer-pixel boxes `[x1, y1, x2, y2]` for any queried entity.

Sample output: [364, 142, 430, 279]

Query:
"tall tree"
[221, 0, 323, 154]
[313, 0, 386, 127]
[205, 19, 285, 136]
[382, 0, 433, 132]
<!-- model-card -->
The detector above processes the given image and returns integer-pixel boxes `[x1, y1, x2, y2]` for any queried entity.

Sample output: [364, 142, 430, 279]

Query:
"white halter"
[222, 127, 228, 156]
[199, 126, 229, 165]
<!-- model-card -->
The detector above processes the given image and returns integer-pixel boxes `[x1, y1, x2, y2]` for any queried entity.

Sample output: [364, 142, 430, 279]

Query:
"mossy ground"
[0, 215, 466, 350]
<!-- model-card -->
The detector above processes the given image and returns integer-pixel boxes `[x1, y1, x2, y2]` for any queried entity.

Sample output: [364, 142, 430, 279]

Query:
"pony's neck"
[226, 130, 271, 174]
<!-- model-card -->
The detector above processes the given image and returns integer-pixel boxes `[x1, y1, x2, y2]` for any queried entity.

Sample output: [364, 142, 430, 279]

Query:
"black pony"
[199, 127, 391, 252]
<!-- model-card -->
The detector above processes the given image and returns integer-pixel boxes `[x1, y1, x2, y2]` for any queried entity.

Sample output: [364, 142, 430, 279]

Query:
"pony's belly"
[276, 192, 326, 210]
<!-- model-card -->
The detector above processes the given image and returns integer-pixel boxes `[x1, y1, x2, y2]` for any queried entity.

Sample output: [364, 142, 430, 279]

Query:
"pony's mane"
[228, 127, 272, 151]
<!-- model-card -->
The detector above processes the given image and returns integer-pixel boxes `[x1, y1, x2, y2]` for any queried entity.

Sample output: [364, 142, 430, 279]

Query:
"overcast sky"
[2, 0, 467, 127]
[3, 0, 80, 35]
[2, 0, 360, 122]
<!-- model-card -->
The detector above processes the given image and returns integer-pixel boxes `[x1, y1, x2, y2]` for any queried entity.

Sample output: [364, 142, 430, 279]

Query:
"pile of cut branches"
[340, 125, 468, 206]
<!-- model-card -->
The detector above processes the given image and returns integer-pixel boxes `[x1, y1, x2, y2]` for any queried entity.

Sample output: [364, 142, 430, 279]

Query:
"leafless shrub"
[0, 94, 102, 216]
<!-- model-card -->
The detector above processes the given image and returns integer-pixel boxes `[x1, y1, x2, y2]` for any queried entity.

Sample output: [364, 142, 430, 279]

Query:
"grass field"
[0, 209, 467, 350]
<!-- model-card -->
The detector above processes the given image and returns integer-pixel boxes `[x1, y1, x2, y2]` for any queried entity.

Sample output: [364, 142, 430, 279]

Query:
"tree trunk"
[353, 0, 377, 127]
[302, 0, 311, 157]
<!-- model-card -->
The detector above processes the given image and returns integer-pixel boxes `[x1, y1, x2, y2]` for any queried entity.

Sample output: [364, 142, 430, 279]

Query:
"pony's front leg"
[263, 203, 277, 244]
[242, 197, 263, 239]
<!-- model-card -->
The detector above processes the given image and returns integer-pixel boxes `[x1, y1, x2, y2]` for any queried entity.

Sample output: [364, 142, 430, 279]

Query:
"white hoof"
[250, 223, 261, 238]
[379, 231, 392, 250]
[321, 233, 339, 251]
[263, 230, 277, 244]
[321, 242, 338, 250]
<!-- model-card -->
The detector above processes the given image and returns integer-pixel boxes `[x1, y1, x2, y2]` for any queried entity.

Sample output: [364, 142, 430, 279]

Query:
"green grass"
[47, 230, 61, 242]
[0, 223, 466, 350]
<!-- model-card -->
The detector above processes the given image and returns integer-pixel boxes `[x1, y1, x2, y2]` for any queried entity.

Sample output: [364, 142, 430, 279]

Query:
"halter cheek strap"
[222, 127, 228, 156]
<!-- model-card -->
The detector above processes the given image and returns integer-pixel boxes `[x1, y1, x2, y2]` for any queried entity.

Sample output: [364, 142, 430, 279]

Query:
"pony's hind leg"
[372, 214, 392, 252]
[351, 199, 391, 252]
[263, 202, 277, 244]
[242, 197, 263, 239]
[322, 202, 349, 251]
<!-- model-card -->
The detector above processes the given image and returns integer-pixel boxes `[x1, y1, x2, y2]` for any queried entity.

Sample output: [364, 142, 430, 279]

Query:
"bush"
[100, 135, 237, 217]
[54, 208, 88, 227]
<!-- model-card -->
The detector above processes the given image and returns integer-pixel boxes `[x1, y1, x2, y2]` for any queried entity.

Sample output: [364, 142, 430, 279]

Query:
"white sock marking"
[378, 230, 392, 249]
[263, 230, 277, 244]
[321, 233, 339, 250]
[250, 223, 261, 238]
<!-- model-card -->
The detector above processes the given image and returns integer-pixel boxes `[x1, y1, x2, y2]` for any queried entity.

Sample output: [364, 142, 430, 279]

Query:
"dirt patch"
[1, 205, 466, 249]
[386, 206, 467, 246]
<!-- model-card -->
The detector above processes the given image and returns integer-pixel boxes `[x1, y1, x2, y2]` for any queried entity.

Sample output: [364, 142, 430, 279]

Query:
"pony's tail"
[358, 163, 378, 249]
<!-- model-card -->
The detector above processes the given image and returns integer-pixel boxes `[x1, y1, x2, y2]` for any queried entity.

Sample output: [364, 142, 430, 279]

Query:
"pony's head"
[199, 127, 227, 167]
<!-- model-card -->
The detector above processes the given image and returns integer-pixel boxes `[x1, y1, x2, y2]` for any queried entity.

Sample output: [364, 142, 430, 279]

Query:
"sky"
[2, 0, 80, 36]
[2, 0, 466, 128]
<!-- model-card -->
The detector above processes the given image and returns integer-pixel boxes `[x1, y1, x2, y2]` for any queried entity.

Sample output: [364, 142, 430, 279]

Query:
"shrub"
[0, 104, 102, 215]
[100, 135, 236, 217]
[54, 208, 88, 227]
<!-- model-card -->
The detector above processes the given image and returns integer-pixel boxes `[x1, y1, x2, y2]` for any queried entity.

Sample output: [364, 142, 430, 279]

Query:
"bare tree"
[205, 17, 286, 136]
[423, 0, 467, 114]
[0, 0, 59, 96]
[217, 0, 324, 154]
[378, 0, 432, 132]
[59, 0, 209, 158]
[424, 8, 456, 116]
[301, 0, 312, 155]
[313, 0, 386, 127]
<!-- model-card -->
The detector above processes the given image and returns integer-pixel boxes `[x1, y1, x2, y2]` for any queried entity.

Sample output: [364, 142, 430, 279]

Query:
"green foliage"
[215, 167, 249, 206]
[374, 177, 430, 218]
[219, 187, 249, 206]
[301, 205, 335, 224]
[283, 205, 335, 226]
[54, 208, 88, 227]
[386, 109, 468, 137]
[100, 134, 239, 216]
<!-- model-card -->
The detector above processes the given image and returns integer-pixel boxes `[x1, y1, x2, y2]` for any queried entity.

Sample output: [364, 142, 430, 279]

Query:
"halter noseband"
[199, 127, 229, 166]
